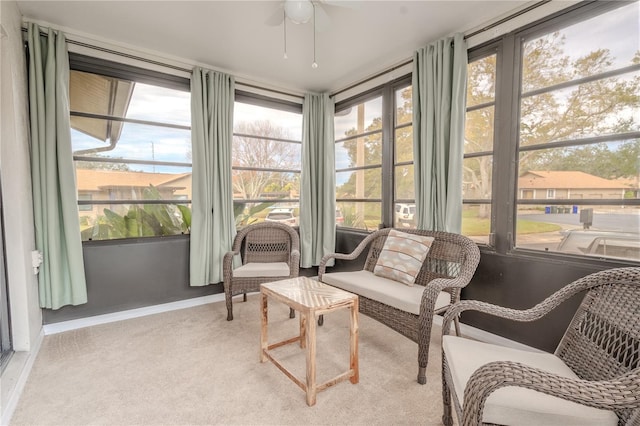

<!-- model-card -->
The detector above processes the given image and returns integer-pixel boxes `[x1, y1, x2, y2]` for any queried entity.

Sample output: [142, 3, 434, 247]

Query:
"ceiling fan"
[266, 1, 358, 67]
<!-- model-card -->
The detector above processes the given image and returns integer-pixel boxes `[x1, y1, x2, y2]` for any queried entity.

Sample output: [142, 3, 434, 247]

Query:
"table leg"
[305, 310, 317, 406]
[350, 299, 359, 384]
[299, 311, 306, 349]
[260, 292, 268, 363]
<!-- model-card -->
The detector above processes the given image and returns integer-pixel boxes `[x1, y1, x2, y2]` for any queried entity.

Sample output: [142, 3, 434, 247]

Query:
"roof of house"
[76, 169, 190, 191]
[518, 171, 635, 190]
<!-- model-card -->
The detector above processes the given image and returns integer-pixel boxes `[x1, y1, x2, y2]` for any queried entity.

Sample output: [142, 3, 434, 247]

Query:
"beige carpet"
[11, 294, 451, 425]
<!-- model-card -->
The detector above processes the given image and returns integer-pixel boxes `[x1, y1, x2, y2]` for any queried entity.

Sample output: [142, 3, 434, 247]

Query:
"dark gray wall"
[462, 252, 604, 352]
[43, 233, 318, 324]
[43, 230, 620, 354]
[43, 235, 219, 324]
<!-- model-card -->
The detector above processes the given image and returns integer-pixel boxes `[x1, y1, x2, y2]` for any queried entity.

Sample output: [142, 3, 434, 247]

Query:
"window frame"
[334, 75, 412, 231]
[231, 92, 303, 226]
[470, 0, 640, 264]
[464, 45, 502, 246]
[69, 54, 193, 241]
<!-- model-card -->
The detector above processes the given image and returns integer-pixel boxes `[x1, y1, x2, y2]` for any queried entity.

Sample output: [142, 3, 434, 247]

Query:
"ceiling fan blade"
[265, 5, 285, 26]
[313, 4, 331, 32]
[320, 0, 360, 10]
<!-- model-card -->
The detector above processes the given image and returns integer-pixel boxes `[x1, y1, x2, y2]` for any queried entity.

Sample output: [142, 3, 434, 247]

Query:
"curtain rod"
[24, 0, 552, 101]
[330, 0, 552, 98]
[21, 26, 305, 100]
[464, 0, 552, 39]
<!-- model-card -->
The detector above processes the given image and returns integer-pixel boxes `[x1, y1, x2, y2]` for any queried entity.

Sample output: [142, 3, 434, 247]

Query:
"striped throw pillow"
[373, 230, 434, 286]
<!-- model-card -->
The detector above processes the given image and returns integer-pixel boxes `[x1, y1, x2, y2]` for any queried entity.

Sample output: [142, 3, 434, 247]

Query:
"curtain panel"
[412, 33, 468, 233]
[27, 23, 88, 309]
[299, 93, 336, 267]
[189, 67, 236, 286]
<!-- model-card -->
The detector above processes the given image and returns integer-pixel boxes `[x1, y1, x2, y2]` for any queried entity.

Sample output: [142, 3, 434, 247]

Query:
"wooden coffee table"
[260, 276, 359, 406]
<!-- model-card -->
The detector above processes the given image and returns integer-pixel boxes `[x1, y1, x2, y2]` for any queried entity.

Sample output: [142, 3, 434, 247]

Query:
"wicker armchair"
[223, 222, 300, 321]
[441, 267, 640, 426]
[318, 228, 481, 384]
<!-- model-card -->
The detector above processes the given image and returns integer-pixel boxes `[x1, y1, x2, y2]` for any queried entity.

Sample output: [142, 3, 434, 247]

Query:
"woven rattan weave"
[223, 222, 300, 321]
[318, 228, 481, 384]
[441, 267, 640, 426]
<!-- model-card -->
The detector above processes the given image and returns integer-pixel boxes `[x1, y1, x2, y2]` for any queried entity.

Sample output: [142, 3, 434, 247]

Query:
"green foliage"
[80, 184, 190, 241]
[233, 201, 274, 227]
[340, 204, 365, 229]
[465, 31, 640, 206]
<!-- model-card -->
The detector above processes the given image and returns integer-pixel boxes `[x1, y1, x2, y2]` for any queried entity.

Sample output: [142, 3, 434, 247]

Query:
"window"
[463, 52, 497, 244]
[70, 62, 192, 241]
[514, 2, 639, 261]
[335, 95, 383, 230]
[78, 193, 93, 211]
[467, 1, 639, 262]
[394, 84, 415, 229]
[334, 77, 412, 231]
[232, 97, 302, 228]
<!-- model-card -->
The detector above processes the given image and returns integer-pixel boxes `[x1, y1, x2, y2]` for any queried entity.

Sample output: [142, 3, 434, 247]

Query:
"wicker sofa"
[318, 228, 480, 384]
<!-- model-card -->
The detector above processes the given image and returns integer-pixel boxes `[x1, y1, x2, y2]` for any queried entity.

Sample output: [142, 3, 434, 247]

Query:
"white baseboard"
[433, 314, 543, 353]
[42, 293, 541, 353]
[43, 293, 226, 335]
[1, 329, 44, 426]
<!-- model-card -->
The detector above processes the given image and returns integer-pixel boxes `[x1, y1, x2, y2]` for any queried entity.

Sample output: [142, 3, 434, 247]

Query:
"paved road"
[521, 212, 640, 232]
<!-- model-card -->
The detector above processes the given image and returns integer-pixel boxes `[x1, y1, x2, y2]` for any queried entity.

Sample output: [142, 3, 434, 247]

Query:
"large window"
[232, 98, 302, 227]
[393, 84, 416, 229]
[514, 2, 639, 261]
[335, 95, 383, 230]
[463, 52, 497, 244]
[334, 77, 412, 231]
[70, 66, 192, 241]
[465, 1, 639, 263]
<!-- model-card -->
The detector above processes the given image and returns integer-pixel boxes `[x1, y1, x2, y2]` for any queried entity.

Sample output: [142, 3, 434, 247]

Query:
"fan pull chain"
[311, 3, 318, 68]
[283, 10, 288, 59]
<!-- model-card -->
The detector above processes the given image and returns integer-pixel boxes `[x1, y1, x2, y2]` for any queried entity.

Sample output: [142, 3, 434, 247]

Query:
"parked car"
[265, 208, 297, 226]
[557, 230, 640, 261]
[336, 208, 344, 226]
[395, 203, 416, 228]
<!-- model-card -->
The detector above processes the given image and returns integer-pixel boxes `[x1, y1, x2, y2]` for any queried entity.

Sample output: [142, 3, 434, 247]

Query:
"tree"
[465, 30, 640, 221]
[75, 154, 131, 171]
[232, 120, 300, 200]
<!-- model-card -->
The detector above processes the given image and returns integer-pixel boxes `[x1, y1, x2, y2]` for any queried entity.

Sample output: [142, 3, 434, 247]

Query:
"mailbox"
[580, 208, 593, 229]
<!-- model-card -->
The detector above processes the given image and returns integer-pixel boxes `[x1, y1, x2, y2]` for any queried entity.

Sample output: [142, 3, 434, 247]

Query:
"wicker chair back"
[242, 225, 293, 264]
[555, 268, 640, 424]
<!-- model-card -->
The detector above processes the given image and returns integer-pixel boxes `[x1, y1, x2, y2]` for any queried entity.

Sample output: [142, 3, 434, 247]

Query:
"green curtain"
[299, 93, 336, 267]
[189, 67, 236, 286]
[27, 23, 87, 309]
[412, 33, 467, 232]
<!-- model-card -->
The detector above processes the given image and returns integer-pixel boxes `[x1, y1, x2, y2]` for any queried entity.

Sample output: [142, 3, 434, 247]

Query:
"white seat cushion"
[442, 335, 619, 426]
[233, 262, 290, 278]
[321, 270, 450, 315]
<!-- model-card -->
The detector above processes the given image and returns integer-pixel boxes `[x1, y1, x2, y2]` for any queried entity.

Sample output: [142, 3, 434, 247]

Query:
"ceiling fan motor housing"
[284, 0, 314, 24]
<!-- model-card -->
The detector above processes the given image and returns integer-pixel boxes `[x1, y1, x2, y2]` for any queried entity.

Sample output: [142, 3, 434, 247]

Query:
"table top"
[261, 276, 357, 310]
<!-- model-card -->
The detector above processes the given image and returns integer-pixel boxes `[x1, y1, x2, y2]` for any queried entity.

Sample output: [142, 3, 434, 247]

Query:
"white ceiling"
[16, 1, 531, 94]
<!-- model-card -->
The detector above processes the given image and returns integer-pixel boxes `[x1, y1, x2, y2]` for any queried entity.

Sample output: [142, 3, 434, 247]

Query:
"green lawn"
[462, 207, 561, 236]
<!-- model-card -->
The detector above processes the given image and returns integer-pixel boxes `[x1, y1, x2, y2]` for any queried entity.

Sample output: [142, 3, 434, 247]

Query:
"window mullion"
[492, 35, 520, 254]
